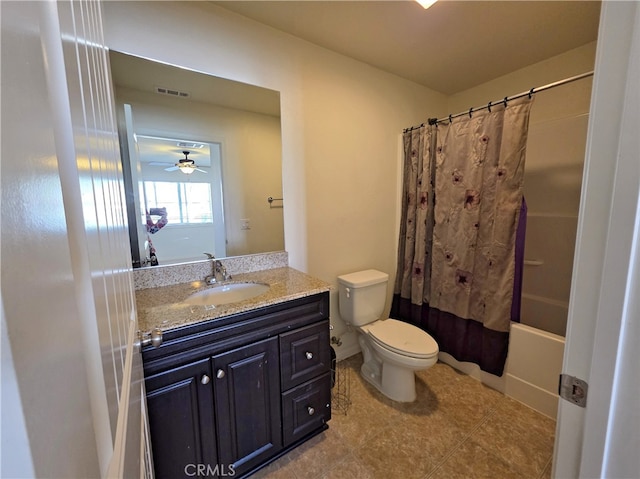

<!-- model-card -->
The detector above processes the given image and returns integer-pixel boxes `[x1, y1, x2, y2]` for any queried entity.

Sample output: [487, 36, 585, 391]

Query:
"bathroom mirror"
[110, 51, 284, 267]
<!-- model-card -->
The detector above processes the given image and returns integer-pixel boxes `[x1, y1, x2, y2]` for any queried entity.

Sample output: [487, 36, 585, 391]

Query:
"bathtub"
[438, 322, 565, 419]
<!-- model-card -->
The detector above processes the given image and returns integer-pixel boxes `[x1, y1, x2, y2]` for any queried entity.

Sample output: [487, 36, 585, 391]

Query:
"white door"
[48, 1, 147, 477]
[553, 2, 640, 477]
[1, 0, 147, 477]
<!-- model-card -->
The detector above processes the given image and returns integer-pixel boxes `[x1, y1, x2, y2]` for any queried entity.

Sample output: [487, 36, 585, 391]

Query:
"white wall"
[103, 1, 448, 358]
[115, 85, 284, 259]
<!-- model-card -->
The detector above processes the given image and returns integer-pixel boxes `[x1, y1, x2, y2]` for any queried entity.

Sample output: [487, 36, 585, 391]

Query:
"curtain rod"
[404, 70, 594, 132]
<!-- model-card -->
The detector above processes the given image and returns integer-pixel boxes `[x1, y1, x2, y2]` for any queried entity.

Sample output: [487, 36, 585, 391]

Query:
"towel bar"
[267, 196, 283, 208]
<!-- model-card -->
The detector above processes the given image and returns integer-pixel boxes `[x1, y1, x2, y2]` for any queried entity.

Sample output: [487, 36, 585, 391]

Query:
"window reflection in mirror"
[136, 135, 226, 264]
[110, 51, 284, 268]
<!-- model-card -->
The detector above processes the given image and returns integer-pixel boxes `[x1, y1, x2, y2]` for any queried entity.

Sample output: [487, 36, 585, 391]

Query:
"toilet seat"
[365, 319, 438, 359]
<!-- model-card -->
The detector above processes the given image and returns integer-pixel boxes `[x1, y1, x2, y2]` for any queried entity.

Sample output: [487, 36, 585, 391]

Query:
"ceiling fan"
[163, 151, 207, 175]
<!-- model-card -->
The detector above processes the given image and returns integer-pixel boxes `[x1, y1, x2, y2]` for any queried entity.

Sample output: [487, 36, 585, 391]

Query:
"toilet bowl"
[338, 270, 439, 402]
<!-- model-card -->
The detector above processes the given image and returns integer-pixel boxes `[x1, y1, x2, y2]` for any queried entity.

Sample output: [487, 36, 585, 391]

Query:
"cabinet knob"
[307, 406, 315, 416]
[201, 375, 210, 385]
[216, 369, 225, 379]
[305, 351, 314, 360]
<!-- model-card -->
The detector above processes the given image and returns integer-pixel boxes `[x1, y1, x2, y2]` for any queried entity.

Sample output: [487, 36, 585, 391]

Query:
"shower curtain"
[391, 97, 533, 376]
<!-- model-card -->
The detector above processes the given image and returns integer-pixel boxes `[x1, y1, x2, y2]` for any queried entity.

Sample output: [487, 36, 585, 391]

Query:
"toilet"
[338, 269, 439, 402]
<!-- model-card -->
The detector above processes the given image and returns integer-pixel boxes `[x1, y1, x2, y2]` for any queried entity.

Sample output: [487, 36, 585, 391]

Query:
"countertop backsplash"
[133, 251, 289, 290]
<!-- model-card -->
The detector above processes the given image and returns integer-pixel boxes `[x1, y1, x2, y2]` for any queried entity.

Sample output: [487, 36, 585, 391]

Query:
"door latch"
[134, 328, 163, 352]
[559, 373, 588, 407]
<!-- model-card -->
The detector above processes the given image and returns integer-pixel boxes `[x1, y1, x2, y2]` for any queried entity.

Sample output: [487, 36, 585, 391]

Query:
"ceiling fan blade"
[149, 162, 171, 167]
[195, 168, 208, 173]
[164, 166, 179, 171]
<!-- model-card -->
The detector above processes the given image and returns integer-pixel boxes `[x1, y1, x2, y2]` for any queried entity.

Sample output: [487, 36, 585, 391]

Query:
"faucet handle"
[203, 252, 215, 259]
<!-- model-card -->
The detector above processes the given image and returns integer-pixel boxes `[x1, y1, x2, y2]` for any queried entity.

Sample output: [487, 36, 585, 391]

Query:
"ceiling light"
[416, 0, 437, 9]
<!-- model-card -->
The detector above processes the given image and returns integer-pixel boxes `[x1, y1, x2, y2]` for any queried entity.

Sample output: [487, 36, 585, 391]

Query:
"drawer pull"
[307, 406, 315, 416]
[201, 375, 210, 385]
[305, 351, 314, 360]
[216, 369, 225, 379]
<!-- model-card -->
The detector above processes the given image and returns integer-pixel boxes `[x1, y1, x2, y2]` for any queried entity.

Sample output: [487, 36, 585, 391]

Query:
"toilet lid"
[367, 319, 439, 359]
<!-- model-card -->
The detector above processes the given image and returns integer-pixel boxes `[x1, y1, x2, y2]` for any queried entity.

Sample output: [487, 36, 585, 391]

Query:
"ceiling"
[136, 135, 212, 166]
[110, 51, 281, 117]
[213, 0, 601, 94]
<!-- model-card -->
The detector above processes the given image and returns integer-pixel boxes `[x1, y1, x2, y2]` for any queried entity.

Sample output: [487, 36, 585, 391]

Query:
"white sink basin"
[185, 282, 270, 306]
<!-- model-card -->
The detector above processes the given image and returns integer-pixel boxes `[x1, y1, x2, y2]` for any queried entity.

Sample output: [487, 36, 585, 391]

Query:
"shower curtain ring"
[468, 107, 473, 118]
[503, 97, 508, 107]
[449, 114, 452, 124]
[528, 87, 535, 99]
[487, 101, 492, 112]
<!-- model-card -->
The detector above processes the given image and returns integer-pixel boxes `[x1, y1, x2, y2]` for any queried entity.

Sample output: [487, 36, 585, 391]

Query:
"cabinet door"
[146, 358, 217, 479]
[213, 337, 282, 476]
[280, 321, 331, 390]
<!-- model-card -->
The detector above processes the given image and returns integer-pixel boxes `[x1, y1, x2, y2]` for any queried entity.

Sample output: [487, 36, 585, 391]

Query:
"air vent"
[177, 142, 205, 149]
[155, 86, 191, 99]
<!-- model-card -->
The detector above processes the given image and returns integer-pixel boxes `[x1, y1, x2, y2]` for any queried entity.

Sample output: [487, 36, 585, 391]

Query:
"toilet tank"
[337, 269, 389, 327]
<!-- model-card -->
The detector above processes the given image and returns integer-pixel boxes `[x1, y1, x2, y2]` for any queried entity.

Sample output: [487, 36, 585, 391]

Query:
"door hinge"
[559, 373, 588, 407]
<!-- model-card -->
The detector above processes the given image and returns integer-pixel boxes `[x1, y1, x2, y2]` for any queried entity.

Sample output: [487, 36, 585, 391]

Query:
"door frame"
[553, 2, 640, 477]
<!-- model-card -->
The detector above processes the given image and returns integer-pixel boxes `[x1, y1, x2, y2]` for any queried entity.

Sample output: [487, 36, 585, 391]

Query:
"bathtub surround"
[393, 97, 533, 376]
[506, 323, 565, 418]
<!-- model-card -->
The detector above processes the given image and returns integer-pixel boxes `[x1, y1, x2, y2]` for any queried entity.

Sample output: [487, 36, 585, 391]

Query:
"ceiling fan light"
[176, 150, 197, 174]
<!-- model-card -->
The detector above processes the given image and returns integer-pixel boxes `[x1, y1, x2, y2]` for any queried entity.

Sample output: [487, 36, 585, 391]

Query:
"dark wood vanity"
[141, 291, 331, 479]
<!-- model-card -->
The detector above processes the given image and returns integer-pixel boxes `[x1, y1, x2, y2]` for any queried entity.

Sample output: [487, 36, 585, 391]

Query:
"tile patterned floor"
[254, 354, 556, 479]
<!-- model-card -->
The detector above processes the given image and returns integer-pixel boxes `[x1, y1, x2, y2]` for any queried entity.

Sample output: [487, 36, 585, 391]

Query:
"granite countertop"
[136, 267, 332, 333]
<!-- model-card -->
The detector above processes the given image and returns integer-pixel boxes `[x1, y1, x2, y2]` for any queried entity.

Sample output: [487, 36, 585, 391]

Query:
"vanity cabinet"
[142, 292, 331, 479]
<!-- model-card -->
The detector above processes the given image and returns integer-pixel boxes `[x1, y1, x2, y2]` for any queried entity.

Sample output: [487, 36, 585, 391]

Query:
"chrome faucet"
[203, 253, 231, 284]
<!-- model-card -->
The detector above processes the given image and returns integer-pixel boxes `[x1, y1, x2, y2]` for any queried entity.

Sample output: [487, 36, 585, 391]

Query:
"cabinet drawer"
[282, 373, 331, 446]
[280, 320, 330, 390]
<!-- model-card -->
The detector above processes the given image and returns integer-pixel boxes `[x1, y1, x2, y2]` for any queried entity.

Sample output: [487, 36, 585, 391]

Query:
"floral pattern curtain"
[392, 97, 533, 376]
[395, 124, 436, 305]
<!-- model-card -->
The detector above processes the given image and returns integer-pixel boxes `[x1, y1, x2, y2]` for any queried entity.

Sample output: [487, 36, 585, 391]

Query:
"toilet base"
[360, 360, 417, 402]
[357, 328, 437, 403]
[359, 334, 419, 402]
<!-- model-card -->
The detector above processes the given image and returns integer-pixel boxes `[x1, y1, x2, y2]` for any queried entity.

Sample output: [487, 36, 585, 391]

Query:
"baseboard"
[334, 341, 360, 361]
[438, 351, 506, 393]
